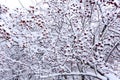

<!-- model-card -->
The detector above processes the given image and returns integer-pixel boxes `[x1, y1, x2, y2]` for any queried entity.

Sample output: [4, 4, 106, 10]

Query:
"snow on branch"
[108, 28, 120, 35]
[39, 72, 107, 80]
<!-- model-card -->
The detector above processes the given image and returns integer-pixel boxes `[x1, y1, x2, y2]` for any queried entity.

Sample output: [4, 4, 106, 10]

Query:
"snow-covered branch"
[39, 72, 107, 80]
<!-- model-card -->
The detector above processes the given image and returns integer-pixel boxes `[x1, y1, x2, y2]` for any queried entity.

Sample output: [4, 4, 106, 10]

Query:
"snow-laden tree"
[0, 0, 120, 80]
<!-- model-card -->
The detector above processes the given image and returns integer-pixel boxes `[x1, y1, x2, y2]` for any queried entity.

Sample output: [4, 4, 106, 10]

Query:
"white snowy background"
[0, 0, 40, 9]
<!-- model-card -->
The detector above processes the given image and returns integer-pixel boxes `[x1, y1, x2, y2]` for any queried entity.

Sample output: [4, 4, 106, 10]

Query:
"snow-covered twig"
[108, 28, 120, 35]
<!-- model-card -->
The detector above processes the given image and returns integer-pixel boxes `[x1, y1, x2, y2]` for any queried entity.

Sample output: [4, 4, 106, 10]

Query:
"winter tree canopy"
[0, 0, 120, 80]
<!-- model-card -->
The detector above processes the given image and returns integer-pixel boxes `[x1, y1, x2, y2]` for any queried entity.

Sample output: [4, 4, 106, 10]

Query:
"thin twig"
[105, 41, 119, 62]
